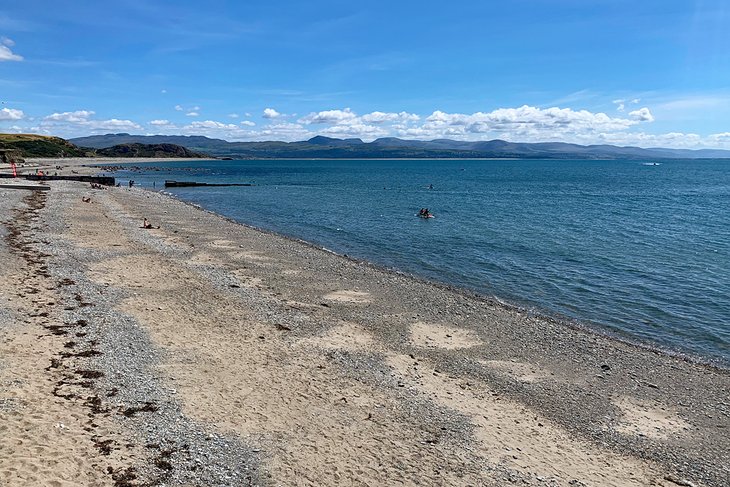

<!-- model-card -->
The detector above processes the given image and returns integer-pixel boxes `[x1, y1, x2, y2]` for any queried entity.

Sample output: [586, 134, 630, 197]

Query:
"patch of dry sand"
[409, 321, 483, 350]
[299, 322, 375, 352]
[0, 199, 139, 486]
[479, 359, 553, 383]
[109, 258, 488, 485]
[386, 353, 664, 486]
[614, 396, 691, 440]
[323, 290, 372, 304]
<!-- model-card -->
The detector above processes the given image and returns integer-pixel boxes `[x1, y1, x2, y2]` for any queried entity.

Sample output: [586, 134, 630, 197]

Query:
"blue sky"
[1, 0, 729, 147]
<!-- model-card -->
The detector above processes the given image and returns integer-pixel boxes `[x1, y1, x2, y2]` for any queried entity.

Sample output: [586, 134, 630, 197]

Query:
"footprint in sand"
[323, 290, 372, 304]
[613, 396, 690, 440]
[409, 322, 482, 350]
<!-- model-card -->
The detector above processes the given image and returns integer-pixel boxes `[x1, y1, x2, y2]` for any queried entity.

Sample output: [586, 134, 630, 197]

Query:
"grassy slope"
[0, 134, 90, 158]
[0, 134, 208, 159]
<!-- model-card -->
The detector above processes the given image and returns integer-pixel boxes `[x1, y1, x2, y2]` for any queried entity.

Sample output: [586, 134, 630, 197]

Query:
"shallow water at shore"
[106, 158, 730, 365]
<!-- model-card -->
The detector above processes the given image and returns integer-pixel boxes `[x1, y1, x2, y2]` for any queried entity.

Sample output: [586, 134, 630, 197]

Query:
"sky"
[1, 0, 729, 148]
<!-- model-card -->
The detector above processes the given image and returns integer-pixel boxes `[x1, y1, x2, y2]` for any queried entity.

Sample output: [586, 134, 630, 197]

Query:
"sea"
[107, 158, 730, 366]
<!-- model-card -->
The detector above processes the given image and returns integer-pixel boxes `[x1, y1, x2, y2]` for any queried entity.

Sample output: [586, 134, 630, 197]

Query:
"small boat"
[417, 208, 435, 219]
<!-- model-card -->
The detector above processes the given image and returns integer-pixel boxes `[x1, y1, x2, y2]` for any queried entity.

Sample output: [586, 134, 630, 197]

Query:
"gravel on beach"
[0, 178, 727, 487]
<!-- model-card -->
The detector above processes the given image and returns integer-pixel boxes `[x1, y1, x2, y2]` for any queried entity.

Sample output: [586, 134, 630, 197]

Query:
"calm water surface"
[111, 159, 730, 365]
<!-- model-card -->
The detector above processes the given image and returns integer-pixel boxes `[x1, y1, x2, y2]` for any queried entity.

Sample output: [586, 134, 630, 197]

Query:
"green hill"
[0, 134, 210, 160]
[96, 143, 208, 158]
[0, 134, 90, 158]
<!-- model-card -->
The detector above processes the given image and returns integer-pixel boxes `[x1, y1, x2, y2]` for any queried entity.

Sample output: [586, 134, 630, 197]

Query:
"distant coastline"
[5, 132, 730, 162]
[68, 133, 730, 160]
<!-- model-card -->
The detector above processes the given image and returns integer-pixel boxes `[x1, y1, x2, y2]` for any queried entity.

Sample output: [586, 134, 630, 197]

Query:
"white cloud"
[44, 110, 95, 122]
[0, 46, 23, 62]
[228, 113, 239, 118]
[258, 122, 311, 140]
[299, 108, 356, 125]
[192, 105, 200, 111]
[613, 97, 642, 112]
[361, 111, 420, 124]
[186, 111, 199, 117]
[188, 120, 238, 130]
[262, 108, 281, 119]
[41, 110, 142, 133]
[87, 119, 142, 131]
[244, 112, 252, 117]
[174, 105, 183, 111]
[0, 37, 22, 62]
[628, 107, 654, 122]
[174, 119, 266, 141]
[417, 105, 651, 140]
[0, 107, 24, 120]
[161, 89, 167, 94]
[320, 122, 388, 139]
[23, 102, 730, 149]
[708, 132, 730, 145]
[152, 104, 664, 144]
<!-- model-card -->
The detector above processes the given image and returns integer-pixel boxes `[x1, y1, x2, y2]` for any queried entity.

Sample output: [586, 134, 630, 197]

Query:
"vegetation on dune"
[0, 134, 90, 158]
[0, 134, 209, 160]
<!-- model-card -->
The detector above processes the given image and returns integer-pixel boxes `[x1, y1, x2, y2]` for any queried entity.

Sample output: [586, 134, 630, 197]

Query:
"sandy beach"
[0, 163, 728, 486]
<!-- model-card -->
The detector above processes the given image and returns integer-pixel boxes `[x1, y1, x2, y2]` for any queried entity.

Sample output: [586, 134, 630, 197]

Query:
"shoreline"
[18, 156, 729, 367]
[158, 185, 730, 372]
[2, 174, 728, 486]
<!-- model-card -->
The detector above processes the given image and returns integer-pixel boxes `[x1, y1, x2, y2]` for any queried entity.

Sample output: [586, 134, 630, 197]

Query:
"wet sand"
[0, 174, 728, 486]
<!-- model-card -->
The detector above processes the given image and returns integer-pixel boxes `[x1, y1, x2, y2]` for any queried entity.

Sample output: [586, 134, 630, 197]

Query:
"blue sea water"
[111, 159, 730, 365]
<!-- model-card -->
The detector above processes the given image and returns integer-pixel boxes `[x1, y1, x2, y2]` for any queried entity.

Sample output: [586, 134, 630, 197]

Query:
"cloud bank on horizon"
[5, 104, 728, 150]
[1, 1, 729, 149]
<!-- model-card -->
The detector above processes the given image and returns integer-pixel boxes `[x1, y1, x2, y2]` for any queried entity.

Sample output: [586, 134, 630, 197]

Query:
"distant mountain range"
[69, 133, 730, 160]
